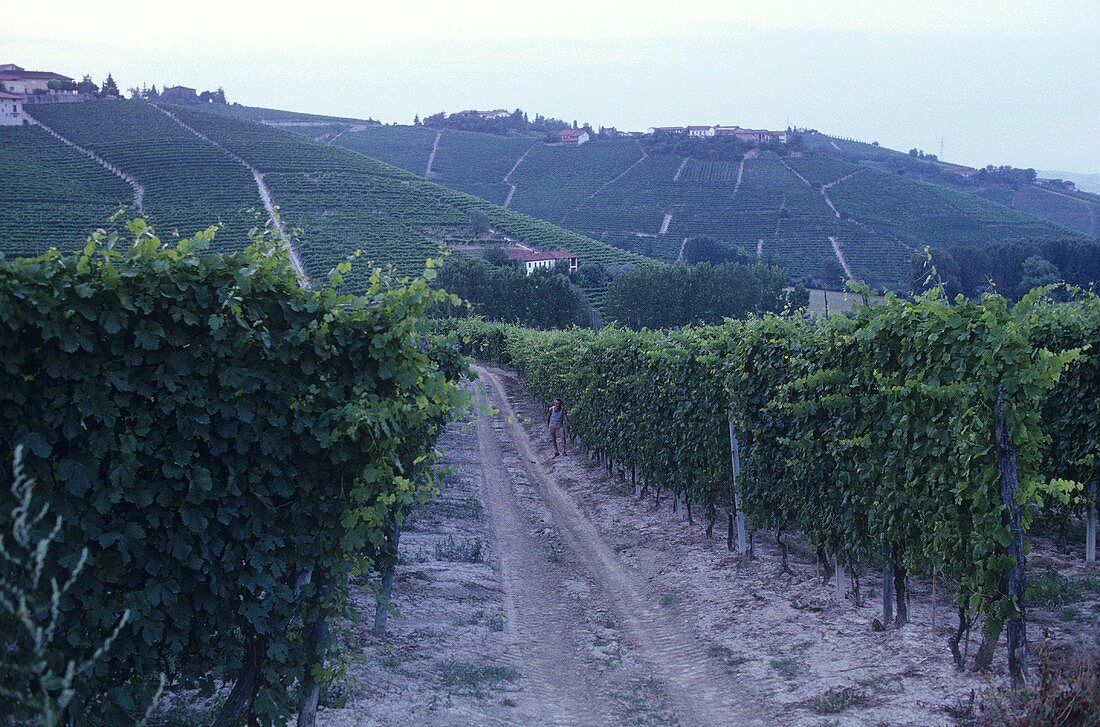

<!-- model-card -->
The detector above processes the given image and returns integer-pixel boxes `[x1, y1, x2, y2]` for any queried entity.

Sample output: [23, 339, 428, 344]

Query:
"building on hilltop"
[687, 125, 715, 138]
[0, 91, 25, 125]
[505, 247, 579, 275]
[0, 64, 73, 96]
[559, 128, 590, 145]
[647, 126, 685, 134]
[161, 85, 199, 104]
[459, 108, 510, 119]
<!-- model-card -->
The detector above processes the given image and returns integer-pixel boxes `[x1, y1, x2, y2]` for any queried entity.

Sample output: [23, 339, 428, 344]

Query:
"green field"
[29, 101, 263, 246]
[4, 101, 644, 293]
[0, 125, 133, 258]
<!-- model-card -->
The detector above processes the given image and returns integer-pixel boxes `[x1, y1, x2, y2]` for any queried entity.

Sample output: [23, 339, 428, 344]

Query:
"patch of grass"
[423, 496, 485, 522]
[855, 673, 903, 695]
[438, 661, 520, 697]
[1058, 605, 1080, 622]
[809, 686, 870, 714]
[619, 677, 677, 726]
[614, 542, 633, 553]
[501, 697, 517, 707]
[792, 640, 815, 653]
[1028, 567, 1083, 609]
[487, 613, 505, 632]
[708, 644, 751, 670]
[595, 611, 616, 630]
[770, 657, 803, 680]
[434, 535, 483, 563]
[548, 544, 561, 563]
[659, 593, 683, 607]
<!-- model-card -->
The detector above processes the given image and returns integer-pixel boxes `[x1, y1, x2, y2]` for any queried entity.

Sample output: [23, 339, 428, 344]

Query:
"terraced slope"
[28, 101, 262, 245]
[162, 105, 647, 284]
[0, 125, 133, 258]
[334, 124, 1092, 289]
[804, 131, 1100, 236]
[334, 124, 437, 175]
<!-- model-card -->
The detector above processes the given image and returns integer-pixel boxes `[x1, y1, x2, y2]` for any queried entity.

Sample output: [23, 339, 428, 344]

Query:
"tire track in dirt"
[476, 366, 771, 727]
[474, 383, 619, 725]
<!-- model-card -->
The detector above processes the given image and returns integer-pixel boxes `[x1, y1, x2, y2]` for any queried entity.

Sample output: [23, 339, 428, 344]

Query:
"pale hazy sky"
[5, 1, 1097, 172]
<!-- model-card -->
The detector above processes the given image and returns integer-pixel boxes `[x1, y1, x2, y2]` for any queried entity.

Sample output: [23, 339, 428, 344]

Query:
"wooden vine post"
[1088, 480, 1097, 564]
[995, 385, 1028, 688]
[881, 543, 893, 626]
[727, 417, 748, 554]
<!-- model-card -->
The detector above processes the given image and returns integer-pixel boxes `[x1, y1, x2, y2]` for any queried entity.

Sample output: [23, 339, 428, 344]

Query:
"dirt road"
[322, 371, 767, 725]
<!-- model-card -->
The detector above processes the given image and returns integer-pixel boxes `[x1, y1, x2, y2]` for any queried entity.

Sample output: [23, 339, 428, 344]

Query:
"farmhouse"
[559, 128, 589, 145]
[505, 247, 579, 275]
[161, 86, 199, 104]
[0, 91, 25, 125]
[0, 64, 73, 96]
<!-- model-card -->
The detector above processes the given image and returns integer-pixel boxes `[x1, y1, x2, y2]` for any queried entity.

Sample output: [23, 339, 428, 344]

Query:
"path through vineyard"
[324, 367, 990, 726]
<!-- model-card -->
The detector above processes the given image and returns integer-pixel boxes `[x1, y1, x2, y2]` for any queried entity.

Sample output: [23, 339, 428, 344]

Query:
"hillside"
[320, 123, 1092, 290]
[5, 101, 643, 292]
[805, 133, 1100, 238]
[0, 125, 133, 257]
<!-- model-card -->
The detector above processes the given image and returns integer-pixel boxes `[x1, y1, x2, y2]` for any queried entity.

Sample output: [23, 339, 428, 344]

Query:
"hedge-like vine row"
[449, 286, 1097, 678]
[0, 220, 468, 724]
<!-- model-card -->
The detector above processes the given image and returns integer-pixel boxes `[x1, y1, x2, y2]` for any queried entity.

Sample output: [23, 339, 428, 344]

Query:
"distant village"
[0, 62, 226, 126]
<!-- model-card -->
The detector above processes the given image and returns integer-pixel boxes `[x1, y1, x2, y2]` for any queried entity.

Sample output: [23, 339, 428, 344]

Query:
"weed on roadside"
[770, 657, 802, 680]
[434, 535, 484, 563]
[809, 686, 870, 714]
[708, 644, 751, 670]
[438, 661, 520, 697]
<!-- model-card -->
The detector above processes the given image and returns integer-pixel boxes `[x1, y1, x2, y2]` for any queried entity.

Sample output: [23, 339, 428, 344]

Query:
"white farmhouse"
[505, 247, 579, 275]
[0, 91, 24, 125]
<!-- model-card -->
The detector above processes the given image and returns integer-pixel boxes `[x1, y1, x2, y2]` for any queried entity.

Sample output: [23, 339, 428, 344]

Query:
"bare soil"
[317, 367, 1100, 726]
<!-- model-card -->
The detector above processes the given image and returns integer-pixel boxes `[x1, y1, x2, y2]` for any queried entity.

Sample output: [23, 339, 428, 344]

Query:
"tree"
[413, 114, 420, 125]
[1016, 255, 1061, 298]
[469, 210, 491, 238]
[819, 257, 846, 290]
[482, 246, 509, 267]
[682, 236, 746, 266]
[76, 75, 98, 95]
[99, 73, 119, 98]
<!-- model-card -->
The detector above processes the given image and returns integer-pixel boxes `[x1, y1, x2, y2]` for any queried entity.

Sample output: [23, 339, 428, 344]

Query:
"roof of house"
[0, 69, 72, 81]
[164, 85, 197, 93]
[560, 128, 587, 138]
[0, 91, 24, 100]
[505, 248, 578, 263]
[650, 126, 684, 131]
[687, 125, 713, 130]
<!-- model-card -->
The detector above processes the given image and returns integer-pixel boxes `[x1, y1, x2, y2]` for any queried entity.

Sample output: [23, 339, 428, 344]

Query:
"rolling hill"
[326, 124, 1092, 290]
[3, 101, 644, 294]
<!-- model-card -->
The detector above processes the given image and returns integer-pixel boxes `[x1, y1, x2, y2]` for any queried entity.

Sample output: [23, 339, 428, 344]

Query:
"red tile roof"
[560, 129, 586, 138]
[0, 70, 72, 81]
[0, 91, 24, 100]
[687, 125, 713, 130]
[505, 248, 577, 262]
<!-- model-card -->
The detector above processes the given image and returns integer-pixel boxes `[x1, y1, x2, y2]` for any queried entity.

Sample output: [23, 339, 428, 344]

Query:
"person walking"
[547, 398, 571, 457]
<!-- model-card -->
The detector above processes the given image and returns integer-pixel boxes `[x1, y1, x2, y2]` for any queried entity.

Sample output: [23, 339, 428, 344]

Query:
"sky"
[4, 0, 1098, 172]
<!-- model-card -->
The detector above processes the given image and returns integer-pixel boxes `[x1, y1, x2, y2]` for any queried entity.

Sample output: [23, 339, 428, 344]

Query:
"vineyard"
[28, 101, 263, 245]
[327, 122, 1096, 290]
[0, 223, 469, 724]
[0, 101, 643, 295]
[449, 285, 1099, 696]
[0, 126, 132, 258]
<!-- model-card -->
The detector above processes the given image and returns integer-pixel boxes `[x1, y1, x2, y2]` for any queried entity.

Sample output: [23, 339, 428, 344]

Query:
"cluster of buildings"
[647, 125, 789, 144]
[459, 108, 510, 120]
[0, 63, 76, 125]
